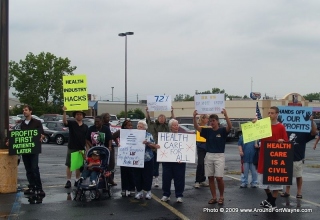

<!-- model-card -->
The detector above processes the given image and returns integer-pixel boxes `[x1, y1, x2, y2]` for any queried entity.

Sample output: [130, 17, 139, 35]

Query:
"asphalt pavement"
[1, 139, 320, 220]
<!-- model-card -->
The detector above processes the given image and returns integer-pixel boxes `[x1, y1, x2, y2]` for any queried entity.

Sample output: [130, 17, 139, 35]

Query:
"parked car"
[42, 129, 69, 145]
[17, 114, 44, 123]
[42, 121, 68, 131]
[314, 119, 320, 130]
[110, 114, 120, 126]
[40, 114, 69, 122]
[178, 125, 195, 134]
[179, 123, 195, 132]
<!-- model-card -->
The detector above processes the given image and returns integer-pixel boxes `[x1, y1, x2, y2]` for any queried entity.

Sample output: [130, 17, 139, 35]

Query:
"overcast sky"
[9, 0, 320, 102]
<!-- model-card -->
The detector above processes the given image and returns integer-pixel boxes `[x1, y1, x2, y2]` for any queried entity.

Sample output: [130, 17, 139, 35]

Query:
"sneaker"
[251, 184, 258, 188]
[194, 182, 200, 188]
[135, 191, 143, 199]
[65, 180, 71, 188]
[240, 184, 247, 188]
[89, 181, 96, 187]
[154, 177, 159, 187]
[176, 197, 183, 203]
[74, 180, 80, 187]
[24, 188, 35, 195]
[37, 189, 46, 197]
[200, 182, 209, 187]
[161, 196, 170, 202]
[145, 191, 152, 200]
[129, 191, 135, 197]
[121, 190, 126, 197]
[260, 200, 272, 208]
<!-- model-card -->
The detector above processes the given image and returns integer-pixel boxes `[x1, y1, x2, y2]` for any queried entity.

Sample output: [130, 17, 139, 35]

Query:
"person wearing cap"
[193, 109, 232, 205]
[62, 106, 88, 188]
[80, 150, 101, 187]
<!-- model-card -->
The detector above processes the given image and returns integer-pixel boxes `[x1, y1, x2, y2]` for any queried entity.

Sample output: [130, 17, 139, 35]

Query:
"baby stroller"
[73, 146, 113, 202]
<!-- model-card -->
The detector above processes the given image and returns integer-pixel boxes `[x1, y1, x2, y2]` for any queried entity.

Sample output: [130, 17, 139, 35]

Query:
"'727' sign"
[147, 95, 172, 112]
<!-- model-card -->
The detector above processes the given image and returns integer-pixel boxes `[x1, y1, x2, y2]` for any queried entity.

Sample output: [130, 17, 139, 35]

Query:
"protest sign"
[117, 129, 146, 168]
[9, 129, 41, 155]
[70, 150, 84, 171]
[147, 95, 172, 111]
[194, 94, 225, 114]
[63, 75, 88, 111]
[241, 118, 272, 144]
[278, 106, 312, 133]
[263, 141, 293, 185]
[157, 132, 196, 163]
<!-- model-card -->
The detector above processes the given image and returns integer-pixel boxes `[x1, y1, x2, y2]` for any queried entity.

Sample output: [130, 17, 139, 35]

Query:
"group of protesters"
[17, 103, 319, 210]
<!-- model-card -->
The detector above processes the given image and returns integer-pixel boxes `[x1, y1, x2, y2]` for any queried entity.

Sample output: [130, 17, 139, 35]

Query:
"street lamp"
[118, 31, 134, 119]
[111, 87, 114, 102]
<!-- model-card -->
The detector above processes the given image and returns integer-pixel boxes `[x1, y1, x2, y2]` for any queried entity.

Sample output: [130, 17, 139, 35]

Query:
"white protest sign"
[194, 94, 225, 114]
[147, 95, 172, 111]
[116, 129, 146, 168]
[157, 132, 196, 163]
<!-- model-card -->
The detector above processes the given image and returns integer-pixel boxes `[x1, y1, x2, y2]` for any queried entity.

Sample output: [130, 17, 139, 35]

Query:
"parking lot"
[1, 139, 320, 220]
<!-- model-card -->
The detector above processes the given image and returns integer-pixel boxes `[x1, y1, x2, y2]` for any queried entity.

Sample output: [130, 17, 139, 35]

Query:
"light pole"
[111, 87, 114, 102]
[118, 32, 134, 119]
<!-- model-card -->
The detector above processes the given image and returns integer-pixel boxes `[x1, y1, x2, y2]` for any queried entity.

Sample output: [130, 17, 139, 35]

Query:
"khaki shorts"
[293, 160, 303, 178]
[258, 174, 283, 190]
[204, 153, 225, 177]
[65, 148, 82, 167]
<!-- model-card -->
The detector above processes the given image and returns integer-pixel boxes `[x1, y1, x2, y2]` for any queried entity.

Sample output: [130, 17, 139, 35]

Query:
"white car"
[179, 123, 195, 132]
[17, 114, 44, 123]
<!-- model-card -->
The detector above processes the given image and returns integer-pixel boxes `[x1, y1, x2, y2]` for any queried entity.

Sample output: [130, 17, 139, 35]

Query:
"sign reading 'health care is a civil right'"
[63, 75, 88, 111]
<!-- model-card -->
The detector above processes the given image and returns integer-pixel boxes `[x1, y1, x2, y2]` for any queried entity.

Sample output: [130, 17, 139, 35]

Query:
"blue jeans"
[162, 162, 186, 198]
[22, 154, 43, 190]
[81, 169, 98, 182]
[242, 162, 258, 185]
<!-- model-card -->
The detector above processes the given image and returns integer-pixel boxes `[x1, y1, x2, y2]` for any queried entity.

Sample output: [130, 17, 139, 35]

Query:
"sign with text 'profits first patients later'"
[9, 129, 41, 155]
[63, 75, 88, 111]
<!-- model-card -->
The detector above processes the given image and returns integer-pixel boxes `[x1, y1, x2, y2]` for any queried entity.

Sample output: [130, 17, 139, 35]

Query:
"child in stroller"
[73, 146, 113, 201]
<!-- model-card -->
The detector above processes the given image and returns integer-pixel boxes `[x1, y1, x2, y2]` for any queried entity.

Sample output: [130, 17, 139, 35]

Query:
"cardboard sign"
[9, 129, 41, 155]
[70, 151, 84, 171]
[147, 95, 172, 111]
[63, 75, 88, 111]
[278, 106, 312, 133]
[241, 118, 272, 144]
[157, 132, 196, 163]
[263, 141, 293, 185]
[194, 94, 225, 114]
[116, 129, 146, 168]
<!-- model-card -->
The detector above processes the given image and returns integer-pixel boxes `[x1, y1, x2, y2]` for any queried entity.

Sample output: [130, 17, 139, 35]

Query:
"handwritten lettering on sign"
[147, 95, 172, 111]
[157, 132, 196, 163]
[241, 117, 272, 144]
[63, 75, 88, 111]
[194, 94, 225, 114]
[116, 129, 146, 168]
[263, 141, 293, 185]
[278, 106, 312, 133]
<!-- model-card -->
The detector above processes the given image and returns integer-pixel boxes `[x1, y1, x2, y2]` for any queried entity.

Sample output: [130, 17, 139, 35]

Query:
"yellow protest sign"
[241, 117, 272, 144]
[63, 75, 88, 111]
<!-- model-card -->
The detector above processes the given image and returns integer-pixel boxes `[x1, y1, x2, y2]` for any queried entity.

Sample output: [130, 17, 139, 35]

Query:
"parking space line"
[152, 193, 190, 220]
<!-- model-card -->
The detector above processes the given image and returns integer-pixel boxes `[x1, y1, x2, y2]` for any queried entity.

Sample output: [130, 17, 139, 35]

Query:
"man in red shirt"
[257, 106, 288, 210]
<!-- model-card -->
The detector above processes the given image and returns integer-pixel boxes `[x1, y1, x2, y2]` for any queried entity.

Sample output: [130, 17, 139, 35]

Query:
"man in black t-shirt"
[280, 118, 317, 199]
[86, 116, 112, 148]
[62, 106, 88, 188]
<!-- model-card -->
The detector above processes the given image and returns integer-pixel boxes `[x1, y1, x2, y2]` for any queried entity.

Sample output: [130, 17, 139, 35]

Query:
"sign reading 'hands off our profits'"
[194, 94, 225, 114]
[63, 75, 88, 111]
[147, 95, 172, 111]
[157, 132, 196, 163]
[117, 129, 146, 168]
[278, 106, 312, 133]
[241, 118, 272, 144]
[9, 129, 41, 155]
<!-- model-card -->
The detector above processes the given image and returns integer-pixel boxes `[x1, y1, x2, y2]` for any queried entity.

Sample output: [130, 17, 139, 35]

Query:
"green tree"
[9, 52, 76, 115]
[303, 93, 320, 101]
[117, 108, 145, 119]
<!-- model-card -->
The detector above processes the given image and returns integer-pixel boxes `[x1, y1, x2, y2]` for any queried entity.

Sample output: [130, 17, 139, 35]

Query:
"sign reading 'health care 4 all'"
[63, 75, 88, 111]
[194, 94, 225, 114]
